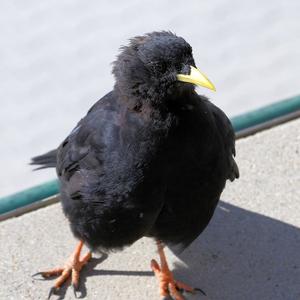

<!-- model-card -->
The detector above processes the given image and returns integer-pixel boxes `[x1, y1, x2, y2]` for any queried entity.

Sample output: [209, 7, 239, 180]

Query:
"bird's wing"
[206, 101, 239, 181]
[56, 92, 118, 195]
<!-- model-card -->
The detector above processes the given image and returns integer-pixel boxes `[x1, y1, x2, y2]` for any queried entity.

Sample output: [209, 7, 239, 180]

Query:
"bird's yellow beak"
[177, 66, 216, 91]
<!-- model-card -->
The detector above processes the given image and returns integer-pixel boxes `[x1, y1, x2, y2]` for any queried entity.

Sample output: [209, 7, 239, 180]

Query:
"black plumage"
[31, 31, 239, 298]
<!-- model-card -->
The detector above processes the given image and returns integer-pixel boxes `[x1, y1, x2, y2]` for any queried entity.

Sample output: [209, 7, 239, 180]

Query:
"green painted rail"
[0, 180, 59, 215]
[231, 94, 300, 132]
[0, 94, 300, 215]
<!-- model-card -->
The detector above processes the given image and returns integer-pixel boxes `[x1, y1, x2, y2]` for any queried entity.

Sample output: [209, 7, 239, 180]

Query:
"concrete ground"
[1, 0, 300, 197]
[1, 118, 299, 299]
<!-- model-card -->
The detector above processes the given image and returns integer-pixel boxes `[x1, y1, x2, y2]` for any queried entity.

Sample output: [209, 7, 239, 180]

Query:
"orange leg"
[151, 240, 205, 300]
[33, 241, 92, 299]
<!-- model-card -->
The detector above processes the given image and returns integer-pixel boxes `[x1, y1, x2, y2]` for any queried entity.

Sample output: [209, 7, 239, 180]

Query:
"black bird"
[31, 31, 239, 300]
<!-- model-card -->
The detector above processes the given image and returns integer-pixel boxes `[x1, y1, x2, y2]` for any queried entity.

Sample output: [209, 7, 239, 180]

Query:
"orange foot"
[151, 241, 206, 300]
[32, 241, 91, 299]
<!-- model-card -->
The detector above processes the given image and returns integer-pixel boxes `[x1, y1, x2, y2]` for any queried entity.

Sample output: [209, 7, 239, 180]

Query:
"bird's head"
[112, 31, 215, 107]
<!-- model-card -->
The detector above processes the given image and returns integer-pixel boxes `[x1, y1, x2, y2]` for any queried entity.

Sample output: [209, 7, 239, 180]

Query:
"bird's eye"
[175, 62, 183, 71]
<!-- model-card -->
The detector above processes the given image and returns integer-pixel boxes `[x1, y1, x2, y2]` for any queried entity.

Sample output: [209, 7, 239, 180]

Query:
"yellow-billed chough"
[31, 31, 239, 300]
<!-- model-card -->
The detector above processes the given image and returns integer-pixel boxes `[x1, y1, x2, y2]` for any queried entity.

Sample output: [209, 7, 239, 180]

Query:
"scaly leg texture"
[33, 241, 91, 299]
[151, 241, 205, 300]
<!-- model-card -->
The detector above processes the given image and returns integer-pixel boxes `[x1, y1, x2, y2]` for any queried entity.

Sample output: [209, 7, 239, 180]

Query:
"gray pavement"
[1, 0, 300, 197]
[1, 118, 299, 300]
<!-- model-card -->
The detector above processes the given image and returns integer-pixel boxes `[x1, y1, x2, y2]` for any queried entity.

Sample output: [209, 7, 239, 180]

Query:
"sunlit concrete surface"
[0, 118, 299, 300]
[1, 1, 300, 196]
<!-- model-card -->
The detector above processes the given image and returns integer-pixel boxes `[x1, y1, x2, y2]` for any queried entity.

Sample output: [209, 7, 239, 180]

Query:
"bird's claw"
[194, 287, 206, 296]
[47, 286, 58, 300]
[162, 285, 206, 299]
[73, 284, 81, 298]
[31, 272, 43, 279]
[32, 271, 52, 280]
[172, 285, 206, 299]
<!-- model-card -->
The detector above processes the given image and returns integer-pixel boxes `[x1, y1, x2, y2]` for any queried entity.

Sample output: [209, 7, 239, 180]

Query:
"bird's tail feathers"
[30, 149, 57, 170]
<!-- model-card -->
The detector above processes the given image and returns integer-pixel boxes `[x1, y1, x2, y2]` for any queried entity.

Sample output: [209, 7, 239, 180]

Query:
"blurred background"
[0, 0, 299, 197]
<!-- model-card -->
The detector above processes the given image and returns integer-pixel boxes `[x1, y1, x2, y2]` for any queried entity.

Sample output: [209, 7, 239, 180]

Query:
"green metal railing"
[231, 95, 300, 132]
[1, 94, 300, 216]
[0, 180, 59, 215]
